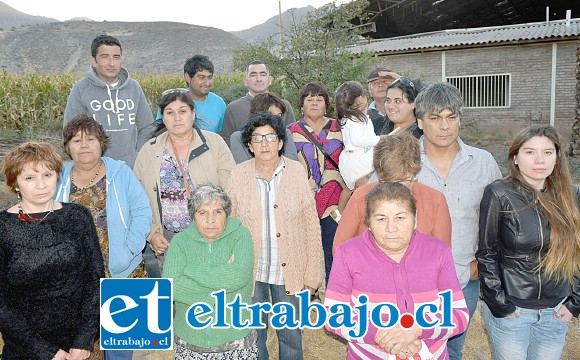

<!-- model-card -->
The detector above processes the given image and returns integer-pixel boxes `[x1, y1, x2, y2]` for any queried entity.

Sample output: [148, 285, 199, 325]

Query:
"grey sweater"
[63, 67, 155, 167]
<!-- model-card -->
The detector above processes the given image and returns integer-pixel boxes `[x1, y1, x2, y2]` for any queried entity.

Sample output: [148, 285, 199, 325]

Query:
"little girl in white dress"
[335, 81, 381, 190]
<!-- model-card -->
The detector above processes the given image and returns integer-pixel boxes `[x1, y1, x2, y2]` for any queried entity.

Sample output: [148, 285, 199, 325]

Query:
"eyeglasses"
[391, 77, 415, 90]
[161, 88, 188, 96]
[251, 133, 278, 143]
[394, 177, 416, 187]
[370, 79, 394, 87]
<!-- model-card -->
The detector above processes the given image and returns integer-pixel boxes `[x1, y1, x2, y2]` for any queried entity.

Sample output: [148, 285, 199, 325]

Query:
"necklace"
[18, 200, 55, 222]
[71, 160, 102, 189]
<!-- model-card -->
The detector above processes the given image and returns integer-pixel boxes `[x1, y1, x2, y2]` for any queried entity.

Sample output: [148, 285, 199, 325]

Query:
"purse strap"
[169, 137, 192, 198]
[298, 121, 339, 169]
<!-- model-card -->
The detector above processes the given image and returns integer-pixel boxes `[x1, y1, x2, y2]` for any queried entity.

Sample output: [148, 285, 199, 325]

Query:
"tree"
[232, 0, 377, 115]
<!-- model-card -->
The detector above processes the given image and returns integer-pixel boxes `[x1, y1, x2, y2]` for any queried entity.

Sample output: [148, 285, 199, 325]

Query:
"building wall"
[377, 41, 577, 132]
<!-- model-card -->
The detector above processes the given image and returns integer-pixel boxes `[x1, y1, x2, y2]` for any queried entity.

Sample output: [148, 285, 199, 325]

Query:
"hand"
[151, 232, 170, 254]
[389, 339, 422, 359]
[469, 259, 479, 280]
[554, 304, 573, 324]
[375, 324, 421, 355]
[505, 309, 520, 319]
[69, 348, 90, 360]
[303, 285, 316, 297]
[52, 349, 70, 360]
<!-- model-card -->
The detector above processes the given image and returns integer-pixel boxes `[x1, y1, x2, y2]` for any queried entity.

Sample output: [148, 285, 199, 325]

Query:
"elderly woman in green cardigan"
[162, 184, 256, 359]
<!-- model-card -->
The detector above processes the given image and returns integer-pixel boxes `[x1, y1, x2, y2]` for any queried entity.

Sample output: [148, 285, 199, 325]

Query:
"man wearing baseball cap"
[367, 67, 400, 135]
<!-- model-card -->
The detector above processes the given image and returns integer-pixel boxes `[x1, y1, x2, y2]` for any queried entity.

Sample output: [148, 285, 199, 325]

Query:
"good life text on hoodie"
[63, 66, 155, 168]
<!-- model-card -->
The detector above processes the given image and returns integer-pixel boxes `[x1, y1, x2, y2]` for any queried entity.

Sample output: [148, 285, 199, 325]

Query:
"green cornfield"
[0, 71, 245, 134]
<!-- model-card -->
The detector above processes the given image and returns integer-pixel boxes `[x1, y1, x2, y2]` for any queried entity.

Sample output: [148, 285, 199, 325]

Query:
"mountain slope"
[0, 21, 247, 74]
[230, 6, 314, 44]
[0, 1, 57, 29]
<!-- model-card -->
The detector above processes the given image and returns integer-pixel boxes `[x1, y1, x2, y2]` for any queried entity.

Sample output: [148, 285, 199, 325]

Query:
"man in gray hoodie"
[63, 34, 155, 167]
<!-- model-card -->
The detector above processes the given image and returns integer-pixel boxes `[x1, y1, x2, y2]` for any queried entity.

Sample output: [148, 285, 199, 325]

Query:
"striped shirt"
[255, 158, 286, 285]
[326, 230, 469, 359]
[288, 118, 346, 219]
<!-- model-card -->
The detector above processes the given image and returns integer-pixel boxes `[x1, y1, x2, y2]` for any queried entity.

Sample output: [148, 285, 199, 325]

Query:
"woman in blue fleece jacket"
[56, 114, 152, 279]
[55, 115, 152, 360]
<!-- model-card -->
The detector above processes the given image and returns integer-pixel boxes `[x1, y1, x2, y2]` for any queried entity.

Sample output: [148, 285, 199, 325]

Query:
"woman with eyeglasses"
[335, 81, 381, 191]
[227, 112, 323, 360]
[229, 92, 298, 164]
[134, 90, 235, 273]
[385, 76, 425, 138]
[333, 132, 452, 253]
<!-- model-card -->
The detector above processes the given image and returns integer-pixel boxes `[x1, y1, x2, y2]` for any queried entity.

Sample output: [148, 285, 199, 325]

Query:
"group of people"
[0, 33, 578, 360]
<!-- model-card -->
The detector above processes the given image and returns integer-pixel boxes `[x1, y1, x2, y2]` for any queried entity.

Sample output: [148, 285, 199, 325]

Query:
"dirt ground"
[0, 133, 579, 359]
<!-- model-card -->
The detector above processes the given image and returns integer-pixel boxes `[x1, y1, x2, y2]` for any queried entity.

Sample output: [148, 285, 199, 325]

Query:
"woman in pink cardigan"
[326, 182, 468, 359]
[226, 112, 323, 360]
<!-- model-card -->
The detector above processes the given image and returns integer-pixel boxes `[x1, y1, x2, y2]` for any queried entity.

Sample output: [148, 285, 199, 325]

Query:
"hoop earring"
[16, 189, 21, 201]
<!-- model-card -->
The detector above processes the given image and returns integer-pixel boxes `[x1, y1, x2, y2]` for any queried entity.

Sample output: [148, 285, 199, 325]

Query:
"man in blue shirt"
[157, 55, 226, 133]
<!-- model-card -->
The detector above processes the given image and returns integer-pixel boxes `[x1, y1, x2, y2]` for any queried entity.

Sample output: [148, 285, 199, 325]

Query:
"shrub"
[0, 72, 246, 134]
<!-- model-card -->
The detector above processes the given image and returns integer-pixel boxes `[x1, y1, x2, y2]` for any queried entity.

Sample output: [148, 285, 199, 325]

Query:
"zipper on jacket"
[207, 242, 214, 348]
[208, 243, 212, 264]
[504, 254, 530, 261]
[535, 200, 544, 299]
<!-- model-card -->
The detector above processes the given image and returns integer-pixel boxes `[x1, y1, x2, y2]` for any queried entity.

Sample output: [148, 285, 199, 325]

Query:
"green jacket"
[163, 217, 254, 348]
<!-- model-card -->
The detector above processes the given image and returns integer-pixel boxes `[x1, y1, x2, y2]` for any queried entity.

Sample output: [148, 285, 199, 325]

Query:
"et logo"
[100, 278, 173, 350]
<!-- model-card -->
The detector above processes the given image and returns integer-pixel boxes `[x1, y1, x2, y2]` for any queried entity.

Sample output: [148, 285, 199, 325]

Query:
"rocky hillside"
[0, 20, 247, 75]
[0, 1, 57, 29]
[231, 6, 314, 44]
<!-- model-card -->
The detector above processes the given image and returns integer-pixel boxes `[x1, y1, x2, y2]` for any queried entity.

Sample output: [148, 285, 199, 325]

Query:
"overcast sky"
[3, 0, 339, 31]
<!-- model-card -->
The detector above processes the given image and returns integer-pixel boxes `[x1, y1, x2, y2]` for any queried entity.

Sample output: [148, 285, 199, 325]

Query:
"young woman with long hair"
[477, 124, 580, 360]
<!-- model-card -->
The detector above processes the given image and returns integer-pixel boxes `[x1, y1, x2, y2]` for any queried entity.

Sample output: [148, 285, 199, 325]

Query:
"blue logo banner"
[100, 278, 173, 350]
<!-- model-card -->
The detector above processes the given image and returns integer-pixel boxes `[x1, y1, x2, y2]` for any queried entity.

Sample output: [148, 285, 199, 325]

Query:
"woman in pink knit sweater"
[226, 112, 323, 360]
[326, 182, 468, 359]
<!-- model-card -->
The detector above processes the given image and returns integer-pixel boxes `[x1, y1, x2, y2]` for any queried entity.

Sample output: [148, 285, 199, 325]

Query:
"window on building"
[446, 74, 511, 108]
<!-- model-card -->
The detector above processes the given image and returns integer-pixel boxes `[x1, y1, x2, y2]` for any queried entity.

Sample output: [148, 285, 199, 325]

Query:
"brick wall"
[376, 40, 578, 133]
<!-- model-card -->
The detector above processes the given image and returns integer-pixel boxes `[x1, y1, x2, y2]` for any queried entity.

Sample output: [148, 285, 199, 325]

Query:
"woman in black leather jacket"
[476, 125, 580, 360]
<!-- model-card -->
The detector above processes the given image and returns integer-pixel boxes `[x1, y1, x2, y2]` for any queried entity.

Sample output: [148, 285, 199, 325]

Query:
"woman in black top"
[0, 142, 104, 360]
[477, 125, 580, 360]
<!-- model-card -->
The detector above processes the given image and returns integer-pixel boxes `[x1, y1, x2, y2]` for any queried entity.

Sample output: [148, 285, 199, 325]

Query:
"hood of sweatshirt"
[85, 66, 131, 114]
[55, 157, 125, 201]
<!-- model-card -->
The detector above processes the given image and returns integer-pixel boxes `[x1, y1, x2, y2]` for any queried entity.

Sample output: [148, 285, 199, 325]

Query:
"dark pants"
[447, 279, 480, 360]
[320, 216, 338, 285]
[104, 350, 132, 360]
[252, 281, 303, 360]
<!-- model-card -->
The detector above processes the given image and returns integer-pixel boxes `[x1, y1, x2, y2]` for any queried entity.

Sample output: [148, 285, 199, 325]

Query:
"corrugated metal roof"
[349, 18, 580, 54]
